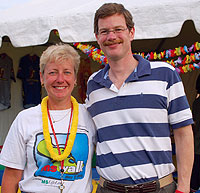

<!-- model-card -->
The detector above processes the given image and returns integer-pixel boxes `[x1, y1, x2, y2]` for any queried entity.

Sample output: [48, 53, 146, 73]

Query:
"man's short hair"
[94, 3, 135, 34]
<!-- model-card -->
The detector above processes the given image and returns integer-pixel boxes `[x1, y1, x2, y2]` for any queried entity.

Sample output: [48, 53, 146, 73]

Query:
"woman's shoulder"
[78, 103, 87, 112]
[17, 104, 41, 119]
[78, 103, 93, 123]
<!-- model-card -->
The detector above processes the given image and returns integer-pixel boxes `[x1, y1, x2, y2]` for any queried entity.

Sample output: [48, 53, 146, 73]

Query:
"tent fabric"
[0, 0, 200, 47]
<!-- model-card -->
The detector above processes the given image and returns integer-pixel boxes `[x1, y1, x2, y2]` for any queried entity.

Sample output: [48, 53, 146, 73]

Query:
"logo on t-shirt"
[34, 132, 89, 181]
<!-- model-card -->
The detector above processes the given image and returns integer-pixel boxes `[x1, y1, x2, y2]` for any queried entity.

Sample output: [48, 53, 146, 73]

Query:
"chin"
[108, 54, 122, 60]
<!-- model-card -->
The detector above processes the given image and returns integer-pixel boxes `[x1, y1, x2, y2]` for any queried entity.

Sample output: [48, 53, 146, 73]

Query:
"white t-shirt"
[0, 104, 96, 193]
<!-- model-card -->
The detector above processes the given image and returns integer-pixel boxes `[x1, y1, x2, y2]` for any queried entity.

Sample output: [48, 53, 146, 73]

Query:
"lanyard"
[47, 103, 73, 171]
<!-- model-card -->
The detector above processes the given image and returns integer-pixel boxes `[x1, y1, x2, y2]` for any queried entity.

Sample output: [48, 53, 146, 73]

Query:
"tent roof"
[0, 0, 199, 47]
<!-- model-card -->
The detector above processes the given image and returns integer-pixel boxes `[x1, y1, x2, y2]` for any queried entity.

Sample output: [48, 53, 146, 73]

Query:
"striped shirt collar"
[93, 54, 151, 87]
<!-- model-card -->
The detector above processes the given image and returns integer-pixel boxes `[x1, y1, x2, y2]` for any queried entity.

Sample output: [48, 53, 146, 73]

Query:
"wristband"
[175, 190, 184, 193]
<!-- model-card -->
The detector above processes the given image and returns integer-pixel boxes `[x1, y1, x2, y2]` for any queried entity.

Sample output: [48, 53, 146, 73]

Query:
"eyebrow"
[99, 25, 125, 30]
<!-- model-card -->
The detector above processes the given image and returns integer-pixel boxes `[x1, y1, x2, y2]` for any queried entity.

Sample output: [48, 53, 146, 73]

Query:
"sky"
[0, 0, 30, 10]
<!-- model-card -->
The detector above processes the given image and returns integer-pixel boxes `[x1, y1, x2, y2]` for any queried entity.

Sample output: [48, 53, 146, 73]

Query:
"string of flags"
[73, 42, 200, 74]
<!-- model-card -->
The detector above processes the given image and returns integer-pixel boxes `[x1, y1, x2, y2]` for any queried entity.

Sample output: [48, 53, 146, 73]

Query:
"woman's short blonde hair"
[40, 43, 80, 76]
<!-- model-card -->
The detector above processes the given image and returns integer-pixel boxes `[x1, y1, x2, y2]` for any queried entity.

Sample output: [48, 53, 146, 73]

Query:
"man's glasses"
[98, 27, 128, 36]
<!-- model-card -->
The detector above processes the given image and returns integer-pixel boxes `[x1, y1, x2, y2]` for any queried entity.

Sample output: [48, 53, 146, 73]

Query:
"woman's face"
[40, 58, 76, 109]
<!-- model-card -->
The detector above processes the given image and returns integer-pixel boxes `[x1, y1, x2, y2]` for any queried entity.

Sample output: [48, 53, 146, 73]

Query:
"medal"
[59, 172, 65, 193]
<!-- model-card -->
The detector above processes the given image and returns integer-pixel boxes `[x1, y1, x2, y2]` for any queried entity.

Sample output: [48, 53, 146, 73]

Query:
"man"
[86, 3, 194, 193]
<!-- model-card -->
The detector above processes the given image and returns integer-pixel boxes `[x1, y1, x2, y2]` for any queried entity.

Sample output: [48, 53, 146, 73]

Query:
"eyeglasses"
[98, 27, 128, 36]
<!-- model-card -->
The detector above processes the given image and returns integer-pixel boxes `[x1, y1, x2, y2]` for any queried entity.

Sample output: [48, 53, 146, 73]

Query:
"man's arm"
[1, 167, 23, 193]
[173, 125, 194, 193]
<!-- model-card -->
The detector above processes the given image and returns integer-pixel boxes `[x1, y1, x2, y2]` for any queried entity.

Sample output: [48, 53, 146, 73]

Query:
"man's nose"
[107, 30, 117, 39]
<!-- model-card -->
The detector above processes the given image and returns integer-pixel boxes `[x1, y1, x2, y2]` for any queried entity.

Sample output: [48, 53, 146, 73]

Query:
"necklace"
[41, 96, 79, 162]
[51, 110, 71, 123]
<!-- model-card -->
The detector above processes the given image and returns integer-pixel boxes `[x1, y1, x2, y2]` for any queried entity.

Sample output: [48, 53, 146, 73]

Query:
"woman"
[0, 44, 96, 193]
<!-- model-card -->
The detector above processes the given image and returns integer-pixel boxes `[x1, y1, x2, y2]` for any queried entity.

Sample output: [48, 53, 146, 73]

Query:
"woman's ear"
[40, 72, 44, 86]
[74, 79, 77, 87]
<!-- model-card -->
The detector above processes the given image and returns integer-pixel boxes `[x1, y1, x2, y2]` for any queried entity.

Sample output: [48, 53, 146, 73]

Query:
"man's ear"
[95, 33, 100, 45]
[129, 27, 135, 41]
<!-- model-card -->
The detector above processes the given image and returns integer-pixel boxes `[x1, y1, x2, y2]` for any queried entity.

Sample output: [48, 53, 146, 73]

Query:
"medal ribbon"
[47, 103, 73, 172]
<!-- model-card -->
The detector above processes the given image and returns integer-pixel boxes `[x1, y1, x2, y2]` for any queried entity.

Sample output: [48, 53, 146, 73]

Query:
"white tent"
[0, 0, 200, 47]
[0, 0, 200, 145]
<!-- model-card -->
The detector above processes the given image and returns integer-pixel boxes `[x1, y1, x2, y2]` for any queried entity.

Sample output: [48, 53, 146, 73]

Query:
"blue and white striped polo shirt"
[86, 55, 193, 184]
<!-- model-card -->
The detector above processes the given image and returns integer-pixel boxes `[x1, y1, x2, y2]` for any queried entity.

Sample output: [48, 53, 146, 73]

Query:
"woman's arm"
[1, 167, 23, 193]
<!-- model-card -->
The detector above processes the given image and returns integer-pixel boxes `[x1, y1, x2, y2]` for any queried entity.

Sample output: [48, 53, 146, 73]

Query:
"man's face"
[96, 14, 135, 61]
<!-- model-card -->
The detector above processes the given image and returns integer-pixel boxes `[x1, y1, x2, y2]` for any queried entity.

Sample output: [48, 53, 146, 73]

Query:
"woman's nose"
[56, 73, 65, 82]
